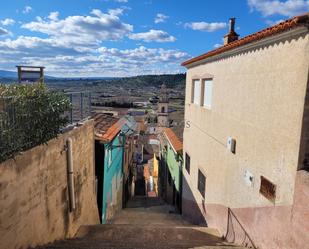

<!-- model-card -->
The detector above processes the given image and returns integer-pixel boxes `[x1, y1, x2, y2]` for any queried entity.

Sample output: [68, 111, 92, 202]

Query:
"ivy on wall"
[0, 83, 71, 163]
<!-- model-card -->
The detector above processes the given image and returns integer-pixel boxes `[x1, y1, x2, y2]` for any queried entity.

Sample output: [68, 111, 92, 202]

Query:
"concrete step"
[76, 224, 222, 241]
[34, 224, 245, 249]
[33, 196, 246, 249]
[125, 196, 165, 208]
[114, 199, 189, 225]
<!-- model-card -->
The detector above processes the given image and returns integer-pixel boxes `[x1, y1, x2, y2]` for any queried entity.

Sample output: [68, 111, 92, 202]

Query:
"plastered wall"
[182, 31, 309, 249]
[0, 120, 100, 249]
[183, 33, 309, 209]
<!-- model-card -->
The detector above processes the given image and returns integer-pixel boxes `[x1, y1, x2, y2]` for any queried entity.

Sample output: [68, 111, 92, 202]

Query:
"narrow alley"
[32, 162, 246, 249]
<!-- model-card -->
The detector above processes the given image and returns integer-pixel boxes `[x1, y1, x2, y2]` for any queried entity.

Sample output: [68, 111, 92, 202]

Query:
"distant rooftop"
[93, 113, 120, 142]
[164, 128, 183, 153]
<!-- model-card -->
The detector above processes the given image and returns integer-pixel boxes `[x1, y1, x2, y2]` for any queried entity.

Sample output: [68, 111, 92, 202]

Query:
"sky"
[0, 0, 308, 77]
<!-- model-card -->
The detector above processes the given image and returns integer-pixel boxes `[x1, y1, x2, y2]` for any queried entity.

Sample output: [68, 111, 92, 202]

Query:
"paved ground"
[33, 196, 246, 249]
[113, 196, 190, 226]
[32, 162, 246, 249]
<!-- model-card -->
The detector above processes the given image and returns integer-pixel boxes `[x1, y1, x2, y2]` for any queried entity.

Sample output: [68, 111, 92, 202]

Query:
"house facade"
[160, 128, 183, 212]
[94, 114, 126, 223]
[121, 116, 137, 207]
[181, 14, 309, 249]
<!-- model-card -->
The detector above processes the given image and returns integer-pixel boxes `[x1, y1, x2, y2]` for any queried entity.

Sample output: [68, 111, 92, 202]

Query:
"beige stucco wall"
[0, 120, 100, 249]
[183, 31, 309, 212]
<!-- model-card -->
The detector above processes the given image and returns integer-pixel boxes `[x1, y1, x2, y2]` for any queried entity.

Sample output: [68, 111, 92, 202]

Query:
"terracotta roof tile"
[164, 128, 183, 153]
[92, 113, 122, 142]
[182, 13, 309, 67]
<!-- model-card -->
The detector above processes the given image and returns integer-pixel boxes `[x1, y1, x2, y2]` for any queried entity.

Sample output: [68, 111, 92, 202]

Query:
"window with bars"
[198, 169, 206, 197]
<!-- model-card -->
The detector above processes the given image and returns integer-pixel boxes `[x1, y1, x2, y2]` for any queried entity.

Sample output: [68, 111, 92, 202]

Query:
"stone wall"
[0, 120, 100, 249]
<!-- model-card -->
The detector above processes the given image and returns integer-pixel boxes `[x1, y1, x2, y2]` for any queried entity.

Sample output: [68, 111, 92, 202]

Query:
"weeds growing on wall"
[0, 83, 71, 163]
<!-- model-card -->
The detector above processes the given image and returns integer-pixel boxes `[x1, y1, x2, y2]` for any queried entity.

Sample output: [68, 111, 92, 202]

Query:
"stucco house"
[121, 116, 138, 207]
[159, 128, 183, 212]
[181, 14, 309, 249]
[93, 114, 126, 224]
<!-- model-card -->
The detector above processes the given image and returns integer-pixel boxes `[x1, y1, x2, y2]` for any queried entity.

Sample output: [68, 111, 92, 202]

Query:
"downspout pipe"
[66, 138, 76, 211]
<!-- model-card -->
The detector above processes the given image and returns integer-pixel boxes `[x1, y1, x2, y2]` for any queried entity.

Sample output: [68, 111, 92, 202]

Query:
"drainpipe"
[66, 138, 75, 211]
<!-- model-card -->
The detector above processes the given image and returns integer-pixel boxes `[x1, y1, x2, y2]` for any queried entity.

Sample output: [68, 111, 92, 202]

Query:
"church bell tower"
[157, 84, 169, 127]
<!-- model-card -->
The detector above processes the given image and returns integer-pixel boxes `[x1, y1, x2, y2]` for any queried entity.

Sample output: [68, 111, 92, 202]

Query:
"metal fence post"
[88, 92, 92, 116]
[69, 94, 73, 123]
[80, 92, 84, 120]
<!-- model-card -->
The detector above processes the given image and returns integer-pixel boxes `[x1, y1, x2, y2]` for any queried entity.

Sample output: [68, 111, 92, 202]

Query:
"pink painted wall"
[182, 170, 309, 249]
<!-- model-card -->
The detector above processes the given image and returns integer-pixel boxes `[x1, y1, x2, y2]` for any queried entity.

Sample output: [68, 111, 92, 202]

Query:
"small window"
[260, 176, 276, 203]
[192, 79, 201, 105]
[202, 79, 213, 109]
[198, 169, 206, 197]
[185, 153, 190, 174]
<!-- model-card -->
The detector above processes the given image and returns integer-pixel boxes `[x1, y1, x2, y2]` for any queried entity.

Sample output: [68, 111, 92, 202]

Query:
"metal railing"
[225, 208, 257, 248]
[64, 91, 92, 124]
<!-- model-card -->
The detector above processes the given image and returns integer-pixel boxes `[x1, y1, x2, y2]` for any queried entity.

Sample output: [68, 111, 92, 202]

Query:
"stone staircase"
[34, 196, 245, 249]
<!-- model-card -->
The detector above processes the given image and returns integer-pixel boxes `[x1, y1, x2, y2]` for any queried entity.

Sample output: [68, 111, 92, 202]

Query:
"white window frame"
[201, 78, 213, 109]
[191, 79, 201, 105]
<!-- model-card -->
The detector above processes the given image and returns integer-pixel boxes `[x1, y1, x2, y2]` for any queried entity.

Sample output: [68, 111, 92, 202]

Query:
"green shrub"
[0, 83, 71, 162]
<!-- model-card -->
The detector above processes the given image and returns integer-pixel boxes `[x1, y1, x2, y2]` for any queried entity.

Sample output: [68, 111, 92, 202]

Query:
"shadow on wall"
[181, 175, 208, 226]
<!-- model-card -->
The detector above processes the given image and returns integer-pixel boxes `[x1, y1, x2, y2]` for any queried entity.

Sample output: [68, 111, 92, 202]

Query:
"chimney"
[224, 17, 239, 45]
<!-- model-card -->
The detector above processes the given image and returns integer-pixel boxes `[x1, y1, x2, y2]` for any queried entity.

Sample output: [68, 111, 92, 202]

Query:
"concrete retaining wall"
[0, 120, 100, 249]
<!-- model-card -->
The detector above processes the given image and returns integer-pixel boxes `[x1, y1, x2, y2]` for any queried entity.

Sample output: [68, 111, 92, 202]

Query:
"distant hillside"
[1, 72, 186, 89]
[0, 70, 56, 83]
[99, 74, 186, 88]
[0, 70, 16, 78]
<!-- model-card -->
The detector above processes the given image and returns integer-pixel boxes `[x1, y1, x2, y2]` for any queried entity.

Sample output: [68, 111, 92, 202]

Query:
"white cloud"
[184, 22, 227, 32]
[0, 42, 188, 76]
[22, 9, 133, 46]
[214, 43, 222, 48]
[155, 13, 169, 24]
[0, 9, 189, 76]
[248, 0, 309, 17]
[115, 0, 128, 2]
[0, 36, 89, 57]
[23, 6, 33, 14]
[265, 19, 286, 25]
[129, 29, 176, 42]
[48, 12, 59, 21]
[98, 46, 187, 63]
[0, 27, 10, 36]
[107, 8, 125, 16]
[0, 18, 15, 26]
